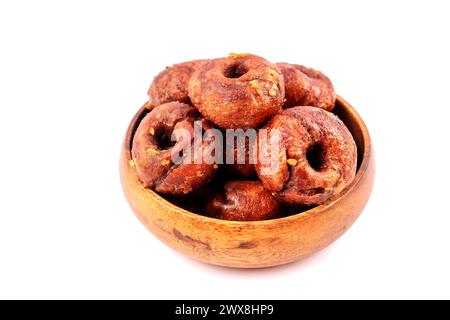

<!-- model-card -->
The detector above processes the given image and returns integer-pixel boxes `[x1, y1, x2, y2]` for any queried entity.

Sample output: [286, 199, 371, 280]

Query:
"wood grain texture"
[120, 96, 375, 268]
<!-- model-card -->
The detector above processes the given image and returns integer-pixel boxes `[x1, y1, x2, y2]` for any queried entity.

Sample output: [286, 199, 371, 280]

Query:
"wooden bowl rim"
[123, 95, 372, 226]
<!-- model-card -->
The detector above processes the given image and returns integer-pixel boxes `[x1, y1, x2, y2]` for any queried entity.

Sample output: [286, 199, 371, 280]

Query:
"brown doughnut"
[206, 180, 280, 221]
[225, 136, 257, 178]
[255, 106, 357, 205]
[276, 62, 336, 111]
[131, 102, 218, 195]
[147, 60, 207, 107]
[188, 53, 285, 129]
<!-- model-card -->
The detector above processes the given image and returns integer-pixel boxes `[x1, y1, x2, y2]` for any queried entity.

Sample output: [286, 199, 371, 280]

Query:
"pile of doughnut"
[131, 53, 357, 221]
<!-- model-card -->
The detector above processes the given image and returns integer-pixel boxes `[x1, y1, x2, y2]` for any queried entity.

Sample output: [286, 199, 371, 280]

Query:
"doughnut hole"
[155, 125, 175, 150]
[224, 63, 249, 79]
[306, 144, 326, 171]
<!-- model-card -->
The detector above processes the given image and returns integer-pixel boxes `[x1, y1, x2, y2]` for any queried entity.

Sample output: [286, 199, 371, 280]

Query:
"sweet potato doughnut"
[255, 106, 357, 205]
[131, 102, 218, 194]
[188, 54, 285, 129]
[206, 180, 280, 221]
[276, 63, 336, 111]
[225, 137, 257, 178]
[147, 60, 207, 108]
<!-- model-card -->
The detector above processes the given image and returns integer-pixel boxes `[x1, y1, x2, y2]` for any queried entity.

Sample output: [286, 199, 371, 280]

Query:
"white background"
[0, 0, 449, 299]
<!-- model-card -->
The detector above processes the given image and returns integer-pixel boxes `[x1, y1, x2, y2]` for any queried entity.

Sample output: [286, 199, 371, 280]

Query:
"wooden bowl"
[120, 96, 374, 268]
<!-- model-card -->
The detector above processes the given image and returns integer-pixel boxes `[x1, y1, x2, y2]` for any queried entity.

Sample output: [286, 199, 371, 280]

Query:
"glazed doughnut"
[147, 59, 207, 108]
[188, 54, 285, 129]
[131, 102, 218, 195]
[276, 62, 336, 111]
[255, 106, 357, 205]
[206, 180, 280, 221]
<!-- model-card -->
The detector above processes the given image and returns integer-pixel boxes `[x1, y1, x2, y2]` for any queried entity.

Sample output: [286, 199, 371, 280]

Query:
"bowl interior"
[125, 96, 369, 220]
